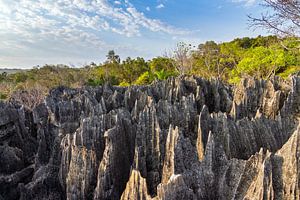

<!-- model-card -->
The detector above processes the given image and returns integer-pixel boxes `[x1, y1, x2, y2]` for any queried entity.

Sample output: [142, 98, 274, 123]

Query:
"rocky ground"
[0, 75, 299, 200]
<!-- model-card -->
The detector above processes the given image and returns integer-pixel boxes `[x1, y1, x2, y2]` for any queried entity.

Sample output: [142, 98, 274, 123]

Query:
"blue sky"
[0, 0, 267, 68]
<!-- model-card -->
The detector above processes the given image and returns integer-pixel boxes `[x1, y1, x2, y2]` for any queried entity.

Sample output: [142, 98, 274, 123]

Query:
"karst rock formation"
[0, 75, 299, 200]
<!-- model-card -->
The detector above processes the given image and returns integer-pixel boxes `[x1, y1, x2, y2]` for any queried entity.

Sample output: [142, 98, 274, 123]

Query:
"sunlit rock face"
[0, 75, 299, 200]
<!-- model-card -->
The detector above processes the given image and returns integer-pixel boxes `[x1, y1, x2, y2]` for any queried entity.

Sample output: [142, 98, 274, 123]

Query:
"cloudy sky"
[0, 0, 266, 68]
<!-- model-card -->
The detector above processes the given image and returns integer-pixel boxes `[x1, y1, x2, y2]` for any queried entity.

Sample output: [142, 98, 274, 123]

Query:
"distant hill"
[0, 68, 27, 74]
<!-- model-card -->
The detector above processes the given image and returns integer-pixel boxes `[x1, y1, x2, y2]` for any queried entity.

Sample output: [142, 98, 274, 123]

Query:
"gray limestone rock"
[0, 75, 299, 200]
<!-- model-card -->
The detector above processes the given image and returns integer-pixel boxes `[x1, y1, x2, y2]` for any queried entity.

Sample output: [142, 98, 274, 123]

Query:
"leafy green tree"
[106, 50, 120, 64]
[231, 46, 288, 82]
[134, 71, 155, 85]
[233, 37, 253, 49]
[196, 41, 231, 79]
[13, 72, 28, 83]
[219, 42, 243, 69]
[121, 57, 149, 84]
[0, 72, 7, 82]
[91, 63, 120, 85]
[154, 69, 174, 80]
[149, 57, 175, 72]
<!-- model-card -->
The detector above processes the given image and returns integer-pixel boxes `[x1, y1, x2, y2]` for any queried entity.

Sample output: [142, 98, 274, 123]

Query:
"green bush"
[14, 73, 28, 83]
[134, 72, 154, 85]
[0, 93, 7, 100]
[277, 66, 300, 79]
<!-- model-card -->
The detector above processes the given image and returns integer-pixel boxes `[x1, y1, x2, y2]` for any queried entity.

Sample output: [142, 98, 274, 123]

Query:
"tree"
[197, 41, 229, 79]
[101, 50, 121, 83]
[173, 42, 193, 75]
[0, 72, 7, 82]
[13, 72, 28, 83]
[231, 46, 288, 82]
[154, 69, 171, 80]
[249, 0, 300, 36]
[106, 50, 120, 63]
[149, 57, 176, 72]
[121, 57, 149, 83]
[134, 71, 154, 85]
[219, 41, 243, 70]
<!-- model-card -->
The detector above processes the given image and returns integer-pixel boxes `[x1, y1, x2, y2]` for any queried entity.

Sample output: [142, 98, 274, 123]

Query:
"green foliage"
[149, 57, 175, 72]
[277, 66, 300, 79]
[193, 36, 299, 82]
[121, 57, 149, 83]
[154, 69, 168, 80]
[87, 78, 104, 86]
[0, 36, 299, 100]
[231, 35, 278, 49]
[13, 72, 28, 83]
[154, 69, 177, 80]
[0, 93, 7, 100]
[0, 65, 90, 100]
[0, 72, 7, 82]
[231, 46, 292, 82]
[134, 71, 154, 85]
[119, 81, 130, 87]
[106, 50, 120, 64]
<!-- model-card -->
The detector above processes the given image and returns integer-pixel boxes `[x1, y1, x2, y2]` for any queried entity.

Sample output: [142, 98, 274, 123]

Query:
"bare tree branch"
[249, 0, 300, 37]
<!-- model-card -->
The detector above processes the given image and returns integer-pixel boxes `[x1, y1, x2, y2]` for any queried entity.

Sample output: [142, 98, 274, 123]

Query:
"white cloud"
[231, 0, 257, 7]
[0, 0, 187, 44]
[0, 0, 189, 67]
[156, 4, 165, 9]
[146, 6, 150, 11]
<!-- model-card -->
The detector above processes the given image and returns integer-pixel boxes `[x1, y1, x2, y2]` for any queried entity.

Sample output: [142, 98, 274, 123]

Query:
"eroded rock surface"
[0, 76, 299, 200]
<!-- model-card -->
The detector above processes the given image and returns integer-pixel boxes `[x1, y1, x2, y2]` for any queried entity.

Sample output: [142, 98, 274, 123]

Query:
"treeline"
[79, 35, 300, 86]
[0, 35, 299, 100]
